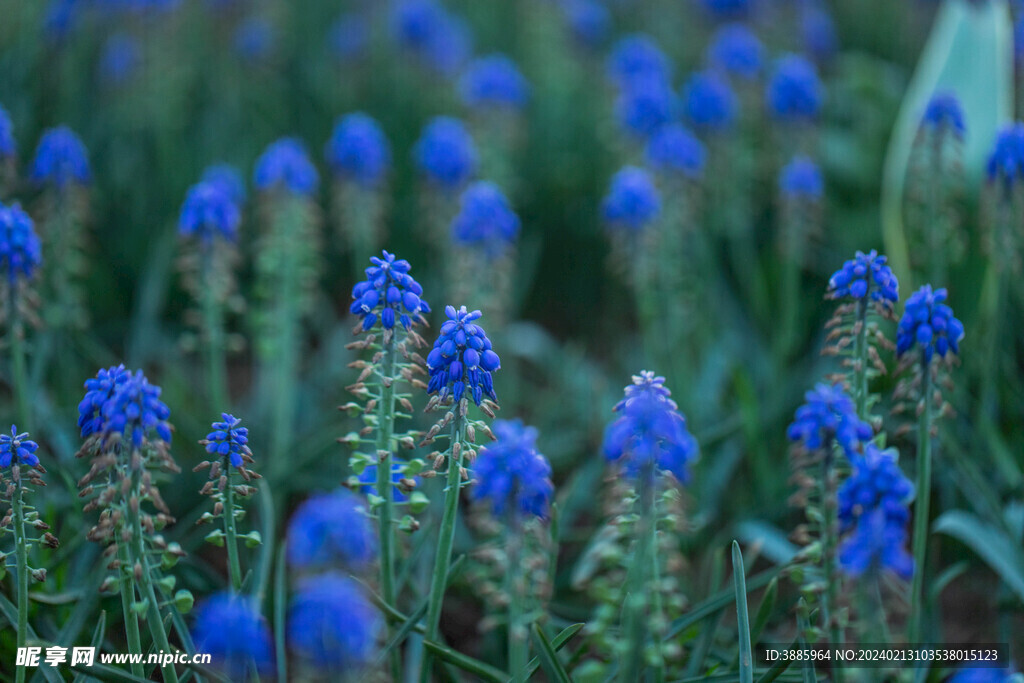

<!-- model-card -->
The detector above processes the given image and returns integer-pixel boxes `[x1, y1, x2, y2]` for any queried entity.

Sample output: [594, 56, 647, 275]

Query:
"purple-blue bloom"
[178, 181, 241, 242]
[602, 166, 661, 231]
[287, 489, 377, 571]
[78, 365, 131, 438]
[607, 34, 670, 87]
[708, 23, 763, 79]
[779, 155, 823, 198]
[766, 55, 822, 122]
[0, 426, 40, 469]
[922, 92, 966, 138]
[602, 371, 699, 484]
[471, 419, 554, 518]
[99, 33, 140, 85]
[682, 70, 738, 131]
[0, 202, 42, 284]
[948, 668, 1016, 683]
[561, 0, 610, 46]
[459, 54, 531, 109]
[391, 0, 472, 76]
[30, 125, 91, 188]
[202, 164, 247, 205]
[827, 250, 899, 304]
[100, 369, 173, 448]
[349, 250, 431, 332]
[801, 5, 838, 62]
[254, 138, 319, 196]
[838, 444, 913, 534]
[615, 75, 675, 138]
[787, 383, 872, 458]
[412, 117, 477, 190]
[0, 105, 16, 159]
[985, 123, 1024, 186]
[698, 0, 753, 19]
[426, 305, 500, 406]
[451, 181, 520, 256]
[203, 414, 250, 469]
[192, 593, 273, 679]
[896, 285, 964, 363]
[288, 573, 382, 670]
[325, 113, 391, 188]
[645, 124, 705, 178]
[838, 506, 914, 579]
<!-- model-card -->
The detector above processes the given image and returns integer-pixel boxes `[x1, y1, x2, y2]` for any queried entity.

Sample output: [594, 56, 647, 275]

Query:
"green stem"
[621, 475, 655, 682]
[9, 293, 31, 430]
[117, 539, 145, 678]
[268, 199, 302, 480]
[507, 514, 528, 683]
[908, 361, 932, 645]
[200, 248, 229, 412]
[420, 409, 465, 682]
[13, 478, 28, 683]
[853, 298, 869, 422]
[820, 450, 844, 683]
[223, 461, 243, 592]
[376, 332, 402, 682]
[649, 493, 666, 683]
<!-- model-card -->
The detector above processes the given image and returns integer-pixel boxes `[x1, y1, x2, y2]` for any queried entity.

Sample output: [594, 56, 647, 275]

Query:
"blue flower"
[948, 668, 1016, 683]
[100, 370, 173, 448]
[192, 593, 273, 679]
[0, 202, 42, 284]
[615, 75, 675, 137]
[44, 0, 78, 41]
[698, 0, 753, 19]
[801, 5, 837, 62]
[607, 34, 670, 87]
[767, 55, 822, 121]
[646, 124, 705, 178]
[602, 166, 661, 231]
[471, 419, 554, 518]
[30, 125, 91, 188]
[779, 155, 823, 198]
[99, 33, 140, 85]
[837, 506, 913, 579]
[602, 371, 699, 484]
[426, 305, 500, 406]
[202, 164, 247, 205]
[0, 426, 40, 468]
[451, 181, 520, 257]
[921, 92, 965, 138]
[0, 105, 16, 159]
[349, 250, 431, 331]
[837, 444, 913, 534]
[287, 489, 377, 571]
[178, 181, 241, 242]
[459, 54, 531, 109]
[358, 463, 417, 503]
[708, 23, 763, 79]
[682, 70, 738, 131]
[233, 16, 275, 62]
[827, 250, 899, 304]
[325, 113, 391, 188]
[78, 365, 131, 438]
[412, 117, 477, 191]
[896, 285, 964, 363]
[328, 13, 368, 61]
[254, 138, 319, 196]
[986, 123, 1024, 186]
[288, 573, 382, 670]
[391, 0, 472, 75]
[423, 14, 473, 76]
[202, 414, 250, 469]
[561, 0, 610, 46]
[787, 383, 872, 457]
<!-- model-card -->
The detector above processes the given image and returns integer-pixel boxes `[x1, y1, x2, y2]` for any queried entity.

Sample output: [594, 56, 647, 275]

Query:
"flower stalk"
[908, 360, 932, 644]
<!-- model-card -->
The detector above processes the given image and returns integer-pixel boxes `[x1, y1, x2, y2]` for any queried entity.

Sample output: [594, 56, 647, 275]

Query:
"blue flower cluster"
[827, 250, 899, 304]
[699, 0, 752, 19]
[0, 105, 15, 159]
[178, 181, 241, 242]
[202, 164, 246, 204]
[471, 419, 554, 518]
[30, 125, 91, 188]
[426, 305, 500, 406]
[254, 137, 319, 196]
[391, 0, 472, 76]
[615, 75, 675, 138]
[287, 489, 377, 571]
[683, 70, 737, 131]
[192, 593, 273, 679]
[896, 285, 964, 363]
[560, 0, 610, 47]
[801, 5, 837, 62]
[459, 54, 530, 109]
[0, 426, 40, 468]
[767, 55, 822, 122]
[451, 181, 520, 256]
[602, 371, 699, 484]
[0, 202, 42, 283]
[325, 113, 391, 188]
[78, 365, 130, 438]
[986, 123, 1024, 187]
[288, 573, 382, 670]
[606, 34, 670, 87]
[349, 250, 430, 331]
[837, 506, 913, 579]
[708, 23, 763, 79]
[921, 92, 966, 138]
[787, 383, 871, 457]
[779, 156, 823, 198]
[77, 365, 172, 447]
[948, 668, 1017, 683]
[413, 117, 478, 191]
[602, 166, 661, 231]
[203, 414, 250, 469]
[646, 124, 705, 178]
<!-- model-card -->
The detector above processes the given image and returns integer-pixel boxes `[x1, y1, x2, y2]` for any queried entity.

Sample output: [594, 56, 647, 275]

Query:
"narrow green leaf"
[273, 546, 288, 683]
[668, 568, 779, 638]
[530, 624, 571, 683]
[934, 510, 1024, 603]
[422, 640, 508, 682]
[751, 577, 778, 645]
[795, 599, 817, 683]
[733, 541, 754, 683]
[754, 638, 798, 683]
[376, 601, 429, 663]
[525, 623, 585, 678]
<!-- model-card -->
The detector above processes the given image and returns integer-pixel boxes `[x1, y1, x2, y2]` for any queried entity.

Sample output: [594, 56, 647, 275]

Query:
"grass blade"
[733, 541, 754, 683]
[530, 624, 571, 683]
[751, 576, 778, 645]
[934, 510, 1024, 603]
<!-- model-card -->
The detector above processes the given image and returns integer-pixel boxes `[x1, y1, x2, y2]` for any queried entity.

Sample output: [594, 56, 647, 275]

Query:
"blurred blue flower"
[0, 105, 16, 159]
[787, 383, 871, 457]
[325, 113, 391, 188]
[202, 163, 247, 205]
[0, 202, 42, 284]
[78, 365, 131, 438]
[233, 16, 275, 62]
[827, 249, 899, 304]
[287, 489, 377, 571]
[779, 155, 823, 198]
[602, 371, 699, 484]
[426, 305, 500, 406]
[922, 92, 965, 138]
[349, 250, 431, 332]
[31, 125, 91, 188]
[896, 285, 964, 363]
[203, 414, 250, 469]
[0, 426, 40, 469]
[288, 573, 381, 670]
[254, 138, 319, 196]
[838, 444, 913, 533]
[459, 54, 530, 109]
[767, 54, 822, 121]
[698, 0, 753, 19]
[561, 0, 610, 46]
[602, 166, 660, 230]
[192, 593, 273, 679]
[607, 34, 670, 87]
[801, 5, 838, 62]
[838, 506, 913, 579]
[101, 369, 173, 448]
[358, 463, 417, 503]
[328, 13, 368, 61]
[948, 668, 1016, 683]
[615, 75, 675, 137]
[392, 0, 472, 75]
[708, 23, 763, 79]
[44, 0, 78, 41]
[645, 124, 705, 178]
[471, 419, 554, 518]
[413, 116, 477, 190]
[179, 181, 241, 242]
[99, 33, 140, 85]
[682, 70, 737, 131]
[985, 123, 1024, 186]
[424, 14, 473, 76]
[451, 181, 520, 257]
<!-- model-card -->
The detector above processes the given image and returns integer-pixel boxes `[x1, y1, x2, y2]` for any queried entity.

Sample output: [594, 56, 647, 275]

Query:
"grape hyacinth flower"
[471, 419, 553, 518]
[233, 16, 275, 63]
[896, 285, 964, 363]
[787, 383, 872, 458]
[615, 75, 675, 138]
[202, 163, 247, 205]
[921, 92, 966, 139]
[253, 137, 319, 196]
[391, 0, 472, 76]
[101, 369, 173, 448]
[606, 34, 670, 87]
[767, 55, 822, 122]
[0, 426, 40, 468]
[827, 250, 899, 305]
[426, 305, 500, 406]
[287, 489, 377, 572]
[838, 444, 913, 535]
[0, 104, 15, 163]
[350, 250, 431, 332]
[413, 117, 478, 192]
[178, 181, 241, 243]
[561, 0, 610, 47]
[779, 155, 823, 199]
[288, 574, 382, 672]
[99, 33, 140, 86]
[838, 507, 913, 579]
[985, 122, 1024, 189]
[801, 5, 838, 63]
[77, 364, 130, 438]
[683, 70, 738, 131]
[646, 124, 706, 178]
[708, 23, 763, 80]
[325, 113, 391, 189]
[602, 166, 661, 231]
[0, 203, 42, 284]
[202, 413, 251, 470]
[699, 0, 752, 19]
[450, 181, 520, 258]
[30, 125, 90, 189]
[192, 593, 273, 679]
[459, 54, 531, 110]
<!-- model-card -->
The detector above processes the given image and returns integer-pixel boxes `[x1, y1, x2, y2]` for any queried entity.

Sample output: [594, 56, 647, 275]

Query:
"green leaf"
[795, 599, 817, 683]
[754, 638, 798, 683]
[668, 568, 779, 638]
[733, 541, 754, 683]
[530, 624, 572, 683]
[274, 545, 288, 683]
[934, 510, 1024, 603]
[751, 577, 778, 645]
[423, 640, 507, 682]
